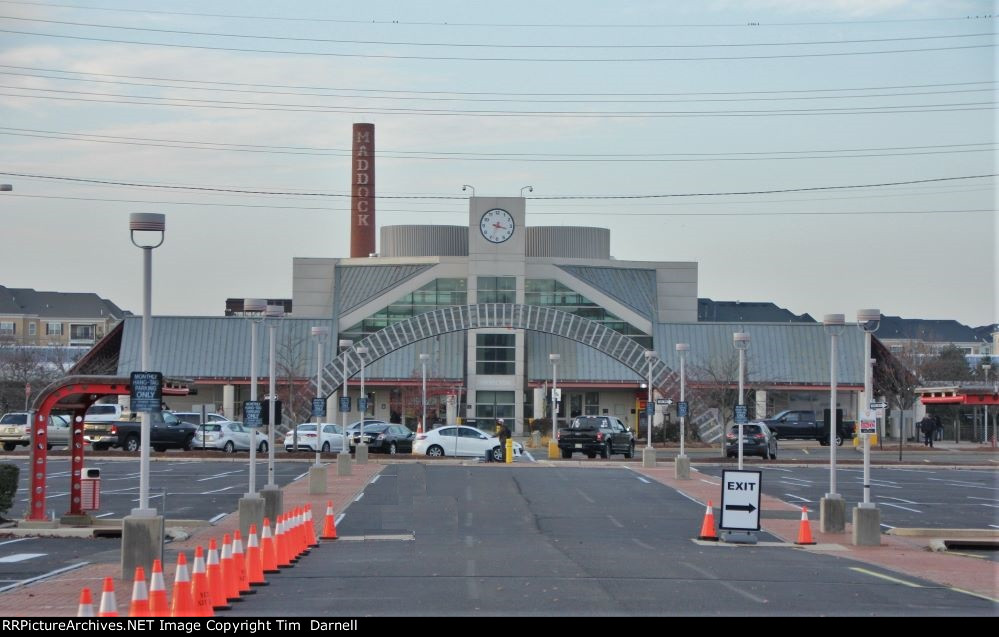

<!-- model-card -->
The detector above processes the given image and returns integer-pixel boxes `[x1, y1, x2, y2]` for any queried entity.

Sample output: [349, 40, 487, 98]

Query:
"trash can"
[80, 467, 100, 511]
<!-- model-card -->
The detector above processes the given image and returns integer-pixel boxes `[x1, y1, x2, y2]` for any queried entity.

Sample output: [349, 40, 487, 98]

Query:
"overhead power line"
[0, 28, 993, 62]
[1, 171, 993, 200]
[0, 0, 993, 29]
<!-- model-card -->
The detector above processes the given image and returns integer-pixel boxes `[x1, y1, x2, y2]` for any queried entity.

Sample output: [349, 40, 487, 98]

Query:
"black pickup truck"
[556, 415, 635, 459]
[752, 409, 854, 446]
[84, 411, 198, 452]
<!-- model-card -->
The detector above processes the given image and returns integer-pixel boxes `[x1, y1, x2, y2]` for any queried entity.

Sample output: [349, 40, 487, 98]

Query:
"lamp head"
[644, 350, 658, 361]
[675, 343, 689, 352]
[549, 353, 560, 363]
[264, 304, 285, 318]
[311, 326, 330, 340]
[823, 314, 845, 336]
[419, 353, 431, 362]
[338, 339, 353, 349]
[857, 309, 881, 333]
[128, 212, 166, 248]
[356, 346, 368, 357]
[733, 332, 750, 350]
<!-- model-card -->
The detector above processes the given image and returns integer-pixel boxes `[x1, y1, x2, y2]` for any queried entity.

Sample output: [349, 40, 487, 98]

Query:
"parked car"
[413, 425, 524, 461]
[343, 419, 390, 434]
[556, 415, 635, 459]
[0, 412, 72, 451]
[193, 421, 267, 452]
[725, 423, 778, 460]
[752, 409, 853, 446]
[84, 403, 126, 423]
[349, 423, 415, 454]
[84, 410, 198, 452]
[173, 412, 232, 426]
[284, 423, 343, 453]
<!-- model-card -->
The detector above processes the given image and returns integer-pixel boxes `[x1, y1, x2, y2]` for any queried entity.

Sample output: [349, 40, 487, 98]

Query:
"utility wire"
[0, 0, 993, 29]
[2, 64, 991, 98]
[2, 171, 993, 199]
[1, 15, 994, 48]
[0, 28, 992, 62]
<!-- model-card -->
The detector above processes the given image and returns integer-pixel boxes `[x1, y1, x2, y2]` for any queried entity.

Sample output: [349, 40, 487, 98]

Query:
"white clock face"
[480, 208, 515, 244]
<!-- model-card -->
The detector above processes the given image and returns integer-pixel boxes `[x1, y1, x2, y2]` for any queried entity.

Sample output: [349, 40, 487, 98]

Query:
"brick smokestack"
[350, 123, 376, 258]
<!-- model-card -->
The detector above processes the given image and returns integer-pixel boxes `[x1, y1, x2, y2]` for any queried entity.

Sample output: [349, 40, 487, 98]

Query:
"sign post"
[719, 469, 762, 544]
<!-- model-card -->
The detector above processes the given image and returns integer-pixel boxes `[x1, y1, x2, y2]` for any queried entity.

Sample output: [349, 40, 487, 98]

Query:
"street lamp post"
[821, 314, 846, 534]
[549, 354, 560, 459]
[308, 326, 329, 495]
[733, 333, 750, 470]
[642, 350, 658, 468]
[122, 212, 165, 577]
[983, 363, 992, 445]
[355, 346, 369, 464]
[420, 353, 430, 433]
[854, 309, 882, 545]
[261, 304, 284, 523]
[675, 343, 690, 479]
[337, 339, 353, 477]
[238, 299, 266, 539]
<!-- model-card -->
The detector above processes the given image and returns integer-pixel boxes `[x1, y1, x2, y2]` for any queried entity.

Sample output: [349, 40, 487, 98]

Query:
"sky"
[0, 0, 995, 328]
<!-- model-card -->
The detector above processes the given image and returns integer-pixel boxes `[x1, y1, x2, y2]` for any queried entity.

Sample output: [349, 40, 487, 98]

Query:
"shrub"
[0, 463, 19, 517]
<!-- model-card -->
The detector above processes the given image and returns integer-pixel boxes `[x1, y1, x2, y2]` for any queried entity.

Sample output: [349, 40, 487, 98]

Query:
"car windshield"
[0, 413, 27, 425]
[569, 417, 606, 430]
[197, 424, 222, 432]
[296, 424, 317, 433]
[360, 424, 389, 434]
[86, 405, 118, 416]
[730, 425, 763, 435]
[471, 428, 494, 438]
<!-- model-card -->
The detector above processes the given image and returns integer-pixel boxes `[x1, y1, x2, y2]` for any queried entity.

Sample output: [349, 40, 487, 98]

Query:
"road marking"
[94, 512, 115, 518]
[607, 515, 624, 528]
[979, 504, 999, 509]
[988, 524, 999, 529]
[674, 489, 705, 506]
[21, 492, 69, 502]
[880, 523, 895, 529]
[371, 475, 380, 484]
[631, 539, 656, 551]
[524, 450, 536, 462]
[767, 467, 793, 472]
[0, 539, 29, 547]
[575, 489, 595, 504]
[782, 478, 813, 486]
[0, 554, 45, 563]
[879, 496, 918, 504]
[784, 493, 811, 503]
[0, 562, 89, 594]
[196, 471, 243, 482]
[635, 476, 650, 484]
[209, 513, 228, 524]
[850, 567, 922, 588]
[945, 551, 986, 560]
[879, 502, 923, 513]
[947, 587, 999, 604]
[294, 472, 307, 481]
[967, 496, 999, 502]
[202, 486, 236, 494]
[466, 560, 479, 600]
[928, 478, 998, 490]
[802, 448, 810, 455]
[682, 562, 768, 604]
[699, 478, 720, 486]
[354, 492, 364, 502]
[335, 513, 345, 526]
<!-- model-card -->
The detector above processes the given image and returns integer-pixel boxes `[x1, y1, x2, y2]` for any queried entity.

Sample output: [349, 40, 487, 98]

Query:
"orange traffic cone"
[98, 576, 118, 617]
[170, 552, 195, 617]
[232, 531, 254, 595]
[260, 517, 279, 574]
[190, 546, 214, 617]
[796, 506, 816, 545]
[128, 566, 150, 617]
[416, 419, 423, 434]
[206, 538, 230, 611]
[698, 501, 718, 541]
[246, 524, 268, 587]
[305, 504, 318, 547]
[220, 533, 242, 603]
[148, 559, 168, 617]
[293, 508, 307, 557]
[276, 515, 292, 568]
[320, 500, 338, 540]
[77, 587, 95, 617]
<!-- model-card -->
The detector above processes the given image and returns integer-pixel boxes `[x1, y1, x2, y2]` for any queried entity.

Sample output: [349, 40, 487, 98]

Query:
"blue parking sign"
[339, 396, 351, 413]
[677, 401, 688, 418]
[312, 397, 326, 418]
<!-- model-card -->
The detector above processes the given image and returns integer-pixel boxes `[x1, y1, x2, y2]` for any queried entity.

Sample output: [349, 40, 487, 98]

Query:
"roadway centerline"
[879, 502, 923, 513]
[196, 470, 244, 482]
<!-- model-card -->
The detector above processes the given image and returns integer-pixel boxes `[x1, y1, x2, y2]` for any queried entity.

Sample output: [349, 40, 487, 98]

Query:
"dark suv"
[725, 423, 778, 460]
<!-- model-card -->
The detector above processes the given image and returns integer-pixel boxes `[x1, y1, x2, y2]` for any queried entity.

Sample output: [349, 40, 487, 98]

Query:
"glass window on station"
[524, 279, 651, 348]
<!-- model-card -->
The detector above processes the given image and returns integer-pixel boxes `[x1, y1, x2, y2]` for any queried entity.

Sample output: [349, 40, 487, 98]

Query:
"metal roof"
[556, 265, 657, 320]
[361, 331, 465, 380]
[337, 264, 434, 315]
[527, 332, 643, 382]
[877, 315, 988, 343]
[697, 298, 815, 323]
[652, 322, 865, 385]
[0, 285, 126, 319]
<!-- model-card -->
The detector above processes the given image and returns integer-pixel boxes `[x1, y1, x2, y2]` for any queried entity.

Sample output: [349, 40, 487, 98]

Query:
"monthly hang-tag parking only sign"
[720, 469, 762, 531]
[130, 371, 163, 413]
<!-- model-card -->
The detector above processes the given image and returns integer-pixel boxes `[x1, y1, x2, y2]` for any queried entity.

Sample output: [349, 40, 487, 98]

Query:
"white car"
[284, 423, 344, 453]
[412, 425, 523, 461]
[193, 421, 268, 453]
[173, 412, 232, 425]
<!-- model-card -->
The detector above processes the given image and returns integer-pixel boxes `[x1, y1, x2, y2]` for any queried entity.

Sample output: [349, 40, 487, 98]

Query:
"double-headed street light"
[854, 309, 881, 545]
[243, 299, 266, 496]
[821, 314, 846, 534]
[983, 363, 992, 444]
[642, 350, 659, 469]
[675, 343, 690, 480]
[311, 326, 330, 466]
[549, 353, 560, 460]
[420, 353, 430, 432]
[355, 346, 369, 463]
[733, 332, 750, 470]
[265, 304, 284, 488]
[338, 340, 353, 456]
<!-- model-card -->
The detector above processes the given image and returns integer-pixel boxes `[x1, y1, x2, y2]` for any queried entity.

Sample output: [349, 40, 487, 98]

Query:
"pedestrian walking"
[496, 418, 511, 460]
[919, 414, 936, 448]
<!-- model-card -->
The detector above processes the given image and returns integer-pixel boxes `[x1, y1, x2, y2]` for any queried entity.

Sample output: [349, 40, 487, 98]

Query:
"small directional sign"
[677, 401, 688, 418]
[130, 371, 163, 413]
[656, 398, 672, 406]
[312, 397, 326, 418]
[339, 396, 351, 413]
[720, 469, 762, 531]
[869, 401, 888, 410]
[243, 400, 263, 427]
[734, 404, 748, 424]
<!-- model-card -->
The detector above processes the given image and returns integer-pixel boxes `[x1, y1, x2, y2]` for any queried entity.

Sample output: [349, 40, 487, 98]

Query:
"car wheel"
[427, 444, 444, 457]
[258, 441, 268, 453]
[624, 442, 635, 459]
[223, 441, 236, 453]
[153, 445, 166, 453]
[182, 437, 194, 452]
[322, 441, 330, 453]
[492, 446, 503, 462]
[2, 443, 14, 452]
[761, 446, 770, 460]
[771, 444, 778, 460]
[389, 442, 397, 455]
[819, 439, 829, 446]
[46, 444, 53, 451]
[560, 448, 572, 459]
[124, 434, 140, 453]
[835, 435, 844, 446]
[586, 452, 596, 459]
[600, 442, 610, 459]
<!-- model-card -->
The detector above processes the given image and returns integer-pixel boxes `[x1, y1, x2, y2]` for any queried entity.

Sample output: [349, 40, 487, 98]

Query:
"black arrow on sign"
[724, 503, 757, 513]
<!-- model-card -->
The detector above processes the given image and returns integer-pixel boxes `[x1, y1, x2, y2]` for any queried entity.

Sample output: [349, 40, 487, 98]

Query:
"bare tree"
[686, 350, 760, 451]
[0, 343, 65, 412]
[872, 341, 921, 460]
[275, 333, 312, 434]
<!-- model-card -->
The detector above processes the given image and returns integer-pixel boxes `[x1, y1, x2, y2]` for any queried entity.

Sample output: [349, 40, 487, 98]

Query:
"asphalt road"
[694, 465, 999, 530]
[220, 464, 994, 616]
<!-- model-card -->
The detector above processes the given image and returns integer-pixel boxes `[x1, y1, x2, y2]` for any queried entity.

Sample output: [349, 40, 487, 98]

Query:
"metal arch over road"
[319, 302, 681, 399]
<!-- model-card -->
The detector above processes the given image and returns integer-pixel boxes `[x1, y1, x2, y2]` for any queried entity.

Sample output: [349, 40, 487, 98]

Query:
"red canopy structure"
[917, 385, 999, 406]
